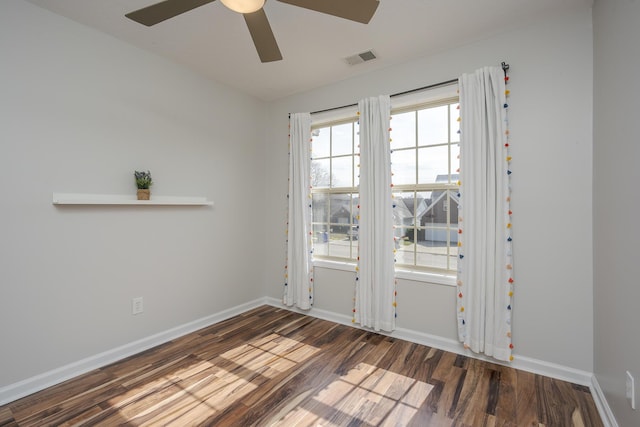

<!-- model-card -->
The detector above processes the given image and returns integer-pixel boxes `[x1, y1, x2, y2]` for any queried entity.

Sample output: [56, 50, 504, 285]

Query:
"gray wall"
[0, 0, 266, 387]
[593, 0, 640, 425]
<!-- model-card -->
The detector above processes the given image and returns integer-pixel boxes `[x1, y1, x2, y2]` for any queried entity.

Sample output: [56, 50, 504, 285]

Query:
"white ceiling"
[25, 0, 591, 101]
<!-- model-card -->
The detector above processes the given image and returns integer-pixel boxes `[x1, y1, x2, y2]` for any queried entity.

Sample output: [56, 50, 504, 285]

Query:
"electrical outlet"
[626, 371, 636, 410]
[132, 297, 144, 315]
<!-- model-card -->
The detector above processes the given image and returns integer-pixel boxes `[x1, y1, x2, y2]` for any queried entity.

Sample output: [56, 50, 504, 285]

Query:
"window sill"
[395, 268, 456, 286]
[313, 259, 356, 272]
[312, 259, 456, 287]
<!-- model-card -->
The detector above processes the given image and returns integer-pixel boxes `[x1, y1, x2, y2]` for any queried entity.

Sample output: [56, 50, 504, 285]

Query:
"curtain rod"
[306, 77, 459, 116]
[289, 62, 510, 117]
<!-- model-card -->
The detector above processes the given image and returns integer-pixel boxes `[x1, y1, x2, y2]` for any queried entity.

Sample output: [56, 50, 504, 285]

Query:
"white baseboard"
[590, 375, 619, 427]
[0, 298, 268, 406]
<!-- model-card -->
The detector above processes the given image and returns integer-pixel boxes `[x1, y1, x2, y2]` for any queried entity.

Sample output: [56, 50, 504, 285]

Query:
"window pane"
[418, 105, 448, 146]
[416, 230, 450, 270]
[414, 188, 459, 270]
[354, 162, 360, 188]
[448, 190, 460, 227]
[354, 121, 360, 154]
[332, 123, 353, 156]
[312, 224, 329, 256]
[312, 193, 328, 223]
[393, 192, 416, 228]
[422, 189, 447, 227]
[329, 194, 354, 229]
[395, 226, 415, 266]
[450, 104, 460, 143]
[451, 144, 460, 180]
[418, 145, 449, 184]
[332, 156, 353, 188]
[391, 148, 416, 185]
[312, 159, 330, 188]
[391, 111, 416, 149]
[351, 192, 359, 221]
[312, 128, 330, 158]
[415, 190, 432, 226]
[328, 236, 352, 259]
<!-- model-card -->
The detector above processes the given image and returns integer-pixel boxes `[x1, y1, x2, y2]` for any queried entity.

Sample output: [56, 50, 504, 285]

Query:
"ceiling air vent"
[345, 50, 377, 66]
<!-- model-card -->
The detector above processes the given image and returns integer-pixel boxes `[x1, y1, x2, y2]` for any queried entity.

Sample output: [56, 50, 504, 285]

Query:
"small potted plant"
[134, 170, 153, 200]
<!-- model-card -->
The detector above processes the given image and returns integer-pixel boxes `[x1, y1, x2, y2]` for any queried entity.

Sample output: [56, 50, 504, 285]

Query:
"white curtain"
[354, 96, 396, 332]
[456, 67, 514, 362]
[284, 113, 314, 310]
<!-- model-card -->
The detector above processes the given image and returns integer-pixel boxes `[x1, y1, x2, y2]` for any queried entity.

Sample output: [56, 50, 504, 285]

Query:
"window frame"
[390, 96, 460, 274]
[310, 116, 360, 262]
[309, 95, 459, 284]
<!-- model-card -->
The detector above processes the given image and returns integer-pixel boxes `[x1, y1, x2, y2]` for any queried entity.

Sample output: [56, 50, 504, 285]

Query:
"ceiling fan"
[125, 0, 380, 63]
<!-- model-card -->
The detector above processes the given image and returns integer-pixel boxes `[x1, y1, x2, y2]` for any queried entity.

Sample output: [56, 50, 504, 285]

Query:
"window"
[391, 98, 460, 273]
[311, 119, 360, 261]
[310, 97, 459, 274]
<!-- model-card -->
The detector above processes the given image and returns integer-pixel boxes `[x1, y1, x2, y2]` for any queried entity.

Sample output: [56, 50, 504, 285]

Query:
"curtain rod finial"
[501, 62, 510, 76]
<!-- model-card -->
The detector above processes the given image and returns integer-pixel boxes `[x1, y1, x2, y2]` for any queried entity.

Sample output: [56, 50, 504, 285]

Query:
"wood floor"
[0, 305, 603, 426]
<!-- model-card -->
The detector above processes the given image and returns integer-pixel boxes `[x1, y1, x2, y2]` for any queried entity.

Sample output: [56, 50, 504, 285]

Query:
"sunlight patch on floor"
[273, 362, 434, 426]
[119, 333, 320, 425]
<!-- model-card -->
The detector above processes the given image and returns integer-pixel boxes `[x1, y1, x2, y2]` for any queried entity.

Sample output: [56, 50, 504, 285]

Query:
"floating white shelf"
[52, 193, 214, 206]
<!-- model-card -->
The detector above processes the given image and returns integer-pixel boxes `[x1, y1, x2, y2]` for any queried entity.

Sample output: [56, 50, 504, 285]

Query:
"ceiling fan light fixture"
[220, 0, 265, 14]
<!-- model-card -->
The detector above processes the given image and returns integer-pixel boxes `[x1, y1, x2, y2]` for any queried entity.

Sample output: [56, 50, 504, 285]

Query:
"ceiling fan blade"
[276, 0, 379, 24]
[126, 0, 217, 26]
[244, 9, 283, 63]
